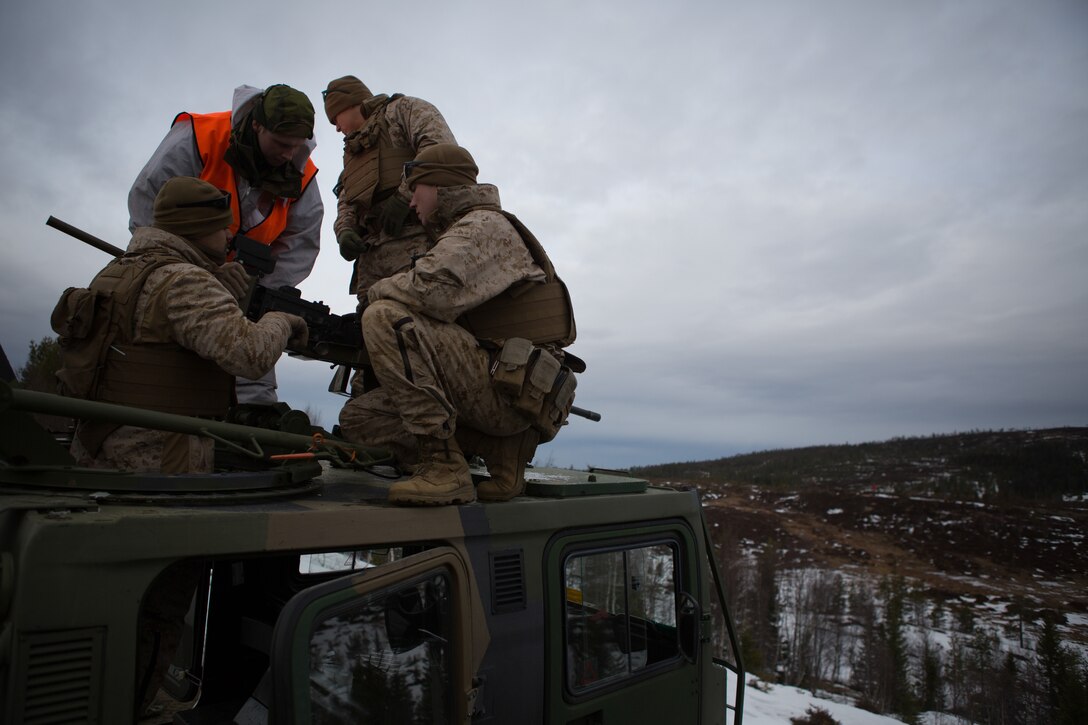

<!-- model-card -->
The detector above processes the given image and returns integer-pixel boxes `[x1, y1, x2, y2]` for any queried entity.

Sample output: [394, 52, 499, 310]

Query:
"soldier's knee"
[362, 299, 412, 336]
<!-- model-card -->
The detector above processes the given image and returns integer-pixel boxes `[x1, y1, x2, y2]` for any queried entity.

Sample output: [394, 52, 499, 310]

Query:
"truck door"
[545, 524, 703, 725]
[269, 547, 474, 724]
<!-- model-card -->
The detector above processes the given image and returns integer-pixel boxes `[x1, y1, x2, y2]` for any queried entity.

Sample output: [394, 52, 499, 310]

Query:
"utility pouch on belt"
[51, 287, 98, 340]
[50, 287, 108, 399]
[535, 367, 577, 443]
[491, 337, 534, 396]
[515, 349, 561, 417]
[491, 338, 577, 443]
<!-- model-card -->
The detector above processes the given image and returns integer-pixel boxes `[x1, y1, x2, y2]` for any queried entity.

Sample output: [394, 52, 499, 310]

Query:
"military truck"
[0, 376, 744, 724]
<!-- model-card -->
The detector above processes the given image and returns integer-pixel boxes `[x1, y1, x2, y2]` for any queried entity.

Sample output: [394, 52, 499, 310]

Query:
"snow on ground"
[917, 714, 976, 725]
[741, 679, 906, 724]
[740, 679, 982, 724]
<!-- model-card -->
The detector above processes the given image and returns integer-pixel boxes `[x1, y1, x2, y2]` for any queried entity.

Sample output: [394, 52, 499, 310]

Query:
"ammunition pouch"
[491, 337, 533, 397]
[537, 367, 577, 443]
[490, 337, 577, 443]
[50, 286, 103, 398]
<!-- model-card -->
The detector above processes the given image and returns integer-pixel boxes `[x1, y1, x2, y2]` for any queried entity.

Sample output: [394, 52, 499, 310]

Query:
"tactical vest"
[339, 95, 414, 224]
[457, 212, 577, 348]
[175, 111, 319, 243]
[51, 253, 235, 454]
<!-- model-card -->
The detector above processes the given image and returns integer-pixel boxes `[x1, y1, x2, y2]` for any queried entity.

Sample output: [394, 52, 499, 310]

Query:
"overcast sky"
[1, 0, 1085, 469]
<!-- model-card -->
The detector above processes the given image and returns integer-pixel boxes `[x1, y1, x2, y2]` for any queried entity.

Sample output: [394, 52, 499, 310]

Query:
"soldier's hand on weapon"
[215, 261, 250, 301]
[263, 311, 309, 349]
[282, 313, 309, 349]
[379, 194, 413, 236]
[336, 229, 367, 261]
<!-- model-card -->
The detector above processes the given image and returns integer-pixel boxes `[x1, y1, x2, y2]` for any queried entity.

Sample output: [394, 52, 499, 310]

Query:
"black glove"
[378, 195, 413, 237]
[337, 229, 367, 261]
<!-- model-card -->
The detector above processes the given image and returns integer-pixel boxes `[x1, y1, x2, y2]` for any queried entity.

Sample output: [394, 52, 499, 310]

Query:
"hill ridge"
[632, 426, 1088, 501]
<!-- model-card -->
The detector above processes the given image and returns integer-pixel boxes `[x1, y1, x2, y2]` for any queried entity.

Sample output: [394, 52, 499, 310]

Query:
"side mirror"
[678, 592, 699, 664]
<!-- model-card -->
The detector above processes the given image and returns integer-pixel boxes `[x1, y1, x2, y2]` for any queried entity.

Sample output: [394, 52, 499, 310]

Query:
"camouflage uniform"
[333, 95, 456, 299]
[338, 183, 545, 448]
[70, 226, 301, 473]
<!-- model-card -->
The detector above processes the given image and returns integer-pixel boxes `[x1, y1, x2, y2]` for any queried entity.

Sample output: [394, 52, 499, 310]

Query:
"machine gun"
[230, 234, 367, 369]
[45, 217, 368, 370]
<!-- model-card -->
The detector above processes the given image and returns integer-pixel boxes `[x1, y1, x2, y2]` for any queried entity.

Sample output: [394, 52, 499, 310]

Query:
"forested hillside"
[632, 428, 1088, 723]
[632, 427, 1088, 501]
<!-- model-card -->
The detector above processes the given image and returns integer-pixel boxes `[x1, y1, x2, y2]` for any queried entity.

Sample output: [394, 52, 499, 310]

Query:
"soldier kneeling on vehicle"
[338, 144, 580, 506]
[51, 176, 309, 474]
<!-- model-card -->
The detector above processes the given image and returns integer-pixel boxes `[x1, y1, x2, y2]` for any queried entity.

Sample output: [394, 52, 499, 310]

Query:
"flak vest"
[174, 111, 318, 243]
[338, 95, 414, 229]
[457, 212, 577, 349]
[51, 253, 235, 455]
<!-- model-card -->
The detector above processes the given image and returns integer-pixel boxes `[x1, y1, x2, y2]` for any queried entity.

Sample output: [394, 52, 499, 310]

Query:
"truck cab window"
[563, 542, 680, 692]
[307, 573, 452, 724]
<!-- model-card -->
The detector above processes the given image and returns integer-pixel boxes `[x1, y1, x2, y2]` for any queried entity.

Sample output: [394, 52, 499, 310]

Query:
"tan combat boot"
[387, 435, 475, 506]
[473, 428, 540, 502]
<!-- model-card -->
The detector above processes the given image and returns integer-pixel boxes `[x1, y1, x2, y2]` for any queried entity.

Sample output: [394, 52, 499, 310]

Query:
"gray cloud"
[2, 0, 1085, 469]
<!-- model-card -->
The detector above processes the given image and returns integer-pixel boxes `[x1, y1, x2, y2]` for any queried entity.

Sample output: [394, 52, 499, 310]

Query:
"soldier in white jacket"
[127, 84, 322, 404]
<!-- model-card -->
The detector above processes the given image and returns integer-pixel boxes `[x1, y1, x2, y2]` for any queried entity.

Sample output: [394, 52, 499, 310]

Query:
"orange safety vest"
[173, 111, 318, 244]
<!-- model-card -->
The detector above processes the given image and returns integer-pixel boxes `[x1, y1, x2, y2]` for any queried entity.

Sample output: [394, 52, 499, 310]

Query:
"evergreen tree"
[996, 651, 1020, 725]
[1036, 614, 1065, 721]
[754, 539, 781, 678]
[1035, 614, 1088, 725]
[17, 337, 62, 391]
[881, 576, 918, 721]
[849, 581, 886, 713]
[15, 336, 70, 431]
[966, 628, 1002, 724]
[945, 635, 968, 716]
[918, 634, 944, 713]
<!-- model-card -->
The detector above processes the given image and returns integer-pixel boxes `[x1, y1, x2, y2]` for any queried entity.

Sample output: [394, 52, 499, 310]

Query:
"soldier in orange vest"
[128, 84, 323, 404]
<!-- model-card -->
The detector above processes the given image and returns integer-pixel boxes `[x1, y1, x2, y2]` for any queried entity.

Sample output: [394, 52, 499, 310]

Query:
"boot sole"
[476, 484, 524, 502]
[388, 486, 476, 506]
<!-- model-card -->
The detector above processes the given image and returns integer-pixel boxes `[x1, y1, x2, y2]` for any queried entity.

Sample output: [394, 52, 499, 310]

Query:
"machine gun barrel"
[46, 216, 125, 257]
[570, 406, 601, 422]
[0, 381, 388, 465]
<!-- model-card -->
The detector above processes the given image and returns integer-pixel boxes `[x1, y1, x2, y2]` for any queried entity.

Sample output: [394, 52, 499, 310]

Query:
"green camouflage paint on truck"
[0, 379, 744, 724]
